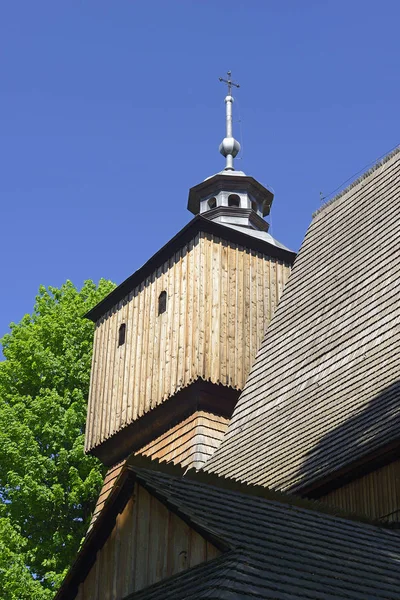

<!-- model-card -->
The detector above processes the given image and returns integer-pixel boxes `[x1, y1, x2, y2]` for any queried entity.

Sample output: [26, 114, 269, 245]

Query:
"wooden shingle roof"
[56, 457, 400, 600]
[204, 148, 400, 494]
[127, 467, 400, 600]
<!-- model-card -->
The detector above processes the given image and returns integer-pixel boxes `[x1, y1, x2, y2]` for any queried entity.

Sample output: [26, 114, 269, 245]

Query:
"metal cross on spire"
[219, 70, 240, 96]
[218, 71, 241, 171]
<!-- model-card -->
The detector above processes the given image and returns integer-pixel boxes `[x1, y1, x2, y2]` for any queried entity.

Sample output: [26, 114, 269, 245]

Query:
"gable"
[205, 148, 400, 493]
[75, 482, 220, 600]
[87, 411, 229, 534]
[103, 466, 400, 600]
[56, 461, 400, 600]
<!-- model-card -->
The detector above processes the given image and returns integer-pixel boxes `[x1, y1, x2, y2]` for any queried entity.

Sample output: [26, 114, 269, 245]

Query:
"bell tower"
[84, 74, 295, 477]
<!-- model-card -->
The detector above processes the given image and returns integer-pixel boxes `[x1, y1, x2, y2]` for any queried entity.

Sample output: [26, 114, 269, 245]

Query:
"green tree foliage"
[0, 279, 115, 597]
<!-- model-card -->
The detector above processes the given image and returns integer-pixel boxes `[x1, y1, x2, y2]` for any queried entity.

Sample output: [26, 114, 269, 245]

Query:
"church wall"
[85, 232, 291, 454]
[87, 412, 229, 533]
[319, 459, 400, 523]
[87, 461, 125, 534]
[75, 482, 220, 600]
[137, 410, 229, 470]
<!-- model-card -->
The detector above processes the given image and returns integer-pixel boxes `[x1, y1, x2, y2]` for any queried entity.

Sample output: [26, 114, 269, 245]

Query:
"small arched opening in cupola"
[228, 194, 240, 207]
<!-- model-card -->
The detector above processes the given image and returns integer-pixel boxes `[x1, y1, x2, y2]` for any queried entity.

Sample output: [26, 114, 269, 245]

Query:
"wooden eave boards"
[205, 148, 400, 494]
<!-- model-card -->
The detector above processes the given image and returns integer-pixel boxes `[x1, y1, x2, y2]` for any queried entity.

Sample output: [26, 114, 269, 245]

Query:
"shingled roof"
[130, 469, 400, 599]
[58, 458, 400, 600]
[204, 148, 400, 494]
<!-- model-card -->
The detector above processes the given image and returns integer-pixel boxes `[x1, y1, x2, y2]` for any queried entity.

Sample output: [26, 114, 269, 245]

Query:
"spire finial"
[218, 71, 241, 171]
[219, 70, 240, 96]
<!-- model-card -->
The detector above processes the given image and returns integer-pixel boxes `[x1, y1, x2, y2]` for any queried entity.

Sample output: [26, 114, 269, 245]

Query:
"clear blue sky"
[1, 1, 399, 340]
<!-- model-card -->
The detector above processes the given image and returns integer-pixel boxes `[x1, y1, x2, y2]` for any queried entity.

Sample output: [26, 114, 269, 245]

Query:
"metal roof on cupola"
[188, 72, 290, 251]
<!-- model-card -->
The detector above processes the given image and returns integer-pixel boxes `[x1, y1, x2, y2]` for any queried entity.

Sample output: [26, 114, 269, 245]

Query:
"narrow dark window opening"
[158, 291, 167, 315]
[208, 197, 217, 209]
[228, 194, 240, 207]
[251, 200, 258, 212]
[118, 323, 126, 347]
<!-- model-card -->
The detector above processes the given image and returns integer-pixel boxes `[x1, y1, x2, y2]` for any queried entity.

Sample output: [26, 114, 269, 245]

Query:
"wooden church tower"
[84, 74, 295, 475]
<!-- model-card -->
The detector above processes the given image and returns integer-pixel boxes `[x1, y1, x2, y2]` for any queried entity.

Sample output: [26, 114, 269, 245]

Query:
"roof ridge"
[313, 146, 400, 218]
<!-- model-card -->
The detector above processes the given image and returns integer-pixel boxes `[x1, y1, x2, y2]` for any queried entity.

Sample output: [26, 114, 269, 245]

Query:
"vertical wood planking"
[220, 238, 228, 386]
[185, 239, 194, 384]
[155, 265, 165, 406]
[75, 587, 83, 600]
[203, 234, 212, 382]
[99, 309, 113, 447]
[188, 528, 207, 567]
[235, 245, 243, 388]
[320, 459, 400, 521]
[127, 286, 139, 424]
[167, 511, 190, 577]
[244, 249, 251, 387]
[170, 249, 180, 395]
[141, 275, 152, 415]
[101, 518, 112, 599]
[113, 300, 126, 435]
[104, 307, 117, 444]
[164, 255, 174, 399]
[86, 236, 292, 453]
[206, 541, 221, 561]
[119, 496, 134, 598]
[79, 483, 221, 598]
[121, 292, 133, 428]
[210, 236, 221, 383]
[92, 316, 106, 451]
[191, 234, 200, 381]
[178, 245, 187, 389]
[133, 485, 151, 591]
[148, 493, 169, 584]
[85, 322, 100, 452]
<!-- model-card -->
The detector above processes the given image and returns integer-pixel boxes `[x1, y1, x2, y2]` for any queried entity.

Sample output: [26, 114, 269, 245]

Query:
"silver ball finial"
[219, 136, 241, 158]
[219, 71, 240, 171]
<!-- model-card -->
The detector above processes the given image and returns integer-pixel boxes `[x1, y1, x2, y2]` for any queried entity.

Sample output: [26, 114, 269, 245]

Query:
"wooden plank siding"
[137, 411, 229, 470]
[85, 232, 291, 453]
[319, 459, 400, 523]
[77, 483, 221, 600]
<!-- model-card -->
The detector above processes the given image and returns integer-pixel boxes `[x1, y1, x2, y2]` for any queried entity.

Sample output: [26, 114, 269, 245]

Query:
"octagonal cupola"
[187, 71, 274, 233]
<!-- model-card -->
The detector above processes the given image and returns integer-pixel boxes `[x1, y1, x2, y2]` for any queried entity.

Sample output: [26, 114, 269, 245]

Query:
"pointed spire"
[218, 71, 241, 171]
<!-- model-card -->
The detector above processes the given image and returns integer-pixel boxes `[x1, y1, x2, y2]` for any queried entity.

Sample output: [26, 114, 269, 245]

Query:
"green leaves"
[0, 279, 115, 597]
[0, 514, 54, 600]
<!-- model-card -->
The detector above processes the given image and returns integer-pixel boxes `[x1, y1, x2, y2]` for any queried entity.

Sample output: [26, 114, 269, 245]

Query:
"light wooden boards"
[320, 458, 400, 522]
[85, 233, 291, 454]
[138, 411, 229, 470]
[76, 482, 220, 600]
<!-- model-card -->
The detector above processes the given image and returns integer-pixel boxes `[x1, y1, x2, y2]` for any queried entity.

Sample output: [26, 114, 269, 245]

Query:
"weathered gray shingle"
[125, 467, 400, 599]
[204, 148, 400, 493]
